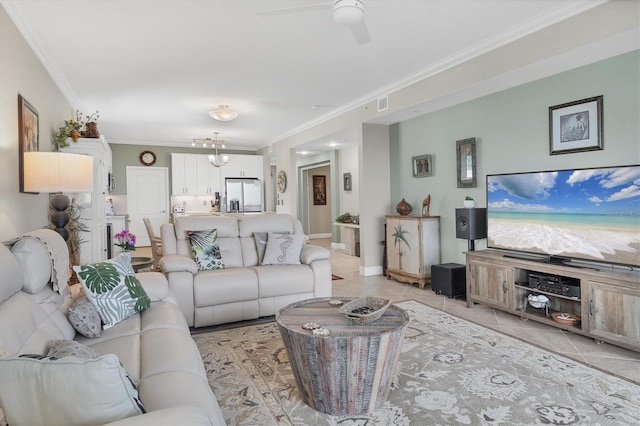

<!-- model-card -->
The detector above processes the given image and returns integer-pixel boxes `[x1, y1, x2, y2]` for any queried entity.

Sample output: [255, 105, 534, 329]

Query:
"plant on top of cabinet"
[54, 110, 100, 149]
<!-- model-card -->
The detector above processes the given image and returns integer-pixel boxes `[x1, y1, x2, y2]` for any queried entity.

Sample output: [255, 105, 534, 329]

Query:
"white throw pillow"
[261, 233, 304, 265]
[0, 354, 144, 425]
[10, 237, 51, 294]
[74, 253, 151, 329]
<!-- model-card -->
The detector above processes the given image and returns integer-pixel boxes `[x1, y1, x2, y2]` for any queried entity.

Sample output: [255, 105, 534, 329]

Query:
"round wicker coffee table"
[276, 297, 409, 416]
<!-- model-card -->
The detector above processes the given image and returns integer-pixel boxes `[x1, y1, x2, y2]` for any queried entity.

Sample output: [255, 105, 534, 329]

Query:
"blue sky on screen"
[487, 166, 640, 214]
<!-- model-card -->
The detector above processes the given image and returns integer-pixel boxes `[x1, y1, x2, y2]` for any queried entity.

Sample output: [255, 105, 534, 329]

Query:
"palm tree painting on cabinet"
[392, 225, 410, 271]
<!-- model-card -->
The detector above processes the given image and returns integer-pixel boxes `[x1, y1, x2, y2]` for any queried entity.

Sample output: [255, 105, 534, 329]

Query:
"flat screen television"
[486, 164, 640, 269]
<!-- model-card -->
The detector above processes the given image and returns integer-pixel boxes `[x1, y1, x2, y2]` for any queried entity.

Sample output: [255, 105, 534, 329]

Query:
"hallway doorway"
[303, 165, 332, 238]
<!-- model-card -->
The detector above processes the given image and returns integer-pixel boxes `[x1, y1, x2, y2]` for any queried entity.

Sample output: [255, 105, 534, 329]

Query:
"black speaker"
[431, 263, 466, 298]
[455, 208, 487, 240]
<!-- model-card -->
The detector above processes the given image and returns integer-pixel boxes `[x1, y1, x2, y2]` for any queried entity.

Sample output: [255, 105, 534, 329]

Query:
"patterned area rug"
[193, 300, 640, 425]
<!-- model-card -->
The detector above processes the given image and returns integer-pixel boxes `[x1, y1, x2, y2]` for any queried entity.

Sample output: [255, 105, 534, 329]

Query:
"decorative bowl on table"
[551, 312, 581, 325]
[527, 294, 550, 309]
[339, 297, 391, 325]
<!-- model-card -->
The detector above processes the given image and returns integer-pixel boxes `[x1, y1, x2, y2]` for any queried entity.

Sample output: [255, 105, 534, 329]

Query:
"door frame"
[125, 166, 169, 246]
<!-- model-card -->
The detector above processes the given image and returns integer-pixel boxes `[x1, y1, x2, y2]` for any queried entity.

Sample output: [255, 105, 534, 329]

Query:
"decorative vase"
[463, 199, 475, 208]
[396, 198, 412, 215]
[85, 122, 100, 138]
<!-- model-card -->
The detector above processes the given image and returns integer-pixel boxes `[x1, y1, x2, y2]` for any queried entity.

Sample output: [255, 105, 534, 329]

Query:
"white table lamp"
[23, 151, 93, 240]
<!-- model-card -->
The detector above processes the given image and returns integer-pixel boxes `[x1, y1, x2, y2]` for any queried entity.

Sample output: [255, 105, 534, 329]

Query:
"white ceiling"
[4, 0, 607, 156]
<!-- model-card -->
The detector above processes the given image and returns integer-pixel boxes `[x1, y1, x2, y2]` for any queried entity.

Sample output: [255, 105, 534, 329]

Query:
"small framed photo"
[412, 154, 433, 178]
[549, 95, 603, 155]
[18, 94, 39, 193]
[343, 172, 352, 191]
[456, 138, 476, 188]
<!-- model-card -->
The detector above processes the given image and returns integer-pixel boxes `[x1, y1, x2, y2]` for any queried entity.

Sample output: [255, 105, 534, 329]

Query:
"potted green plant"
[464, 196, 476, 208]
[53, 118, 82, 149]
[53, 110, 100, 149]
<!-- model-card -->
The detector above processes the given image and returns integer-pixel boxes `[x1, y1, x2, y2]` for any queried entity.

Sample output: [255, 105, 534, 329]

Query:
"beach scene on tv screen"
[487, 166, 640, 267]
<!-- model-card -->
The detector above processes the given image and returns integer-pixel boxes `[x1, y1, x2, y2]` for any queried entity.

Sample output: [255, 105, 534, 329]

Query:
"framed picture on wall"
[456, 137, 476, 188]
[18, 94, 39, 193]
[412, 154, 433, 177]
[313, 175, 326, 205]
[343, 172, 352, 191]
[549, 95, 603, 155]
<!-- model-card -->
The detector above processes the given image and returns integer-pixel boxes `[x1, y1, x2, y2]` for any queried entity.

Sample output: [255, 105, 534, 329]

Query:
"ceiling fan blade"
[257, 2, 331, 17]
[350, 20, 371, 44]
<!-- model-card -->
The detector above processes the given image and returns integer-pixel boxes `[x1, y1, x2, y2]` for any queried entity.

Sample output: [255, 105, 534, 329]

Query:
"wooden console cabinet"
[466, 250, 640, 352]
[385, 215, 440, 289]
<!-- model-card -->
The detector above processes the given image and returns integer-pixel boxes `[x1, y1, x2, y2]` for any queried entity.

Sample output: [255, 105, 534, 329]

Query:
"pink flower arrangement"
[114, 229, 136, 252]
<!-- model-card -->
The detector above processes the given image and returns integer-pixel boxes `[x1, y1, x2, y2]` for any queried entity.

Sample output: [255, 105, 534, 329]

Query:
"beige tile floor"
[310, 238, 640, 385]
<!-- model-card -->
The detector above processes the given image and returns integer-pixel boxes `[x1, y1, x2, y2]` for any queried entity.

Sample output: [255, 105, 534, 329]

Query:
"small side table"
[276, 297, 409, 416]
[131, 256, 154, 272]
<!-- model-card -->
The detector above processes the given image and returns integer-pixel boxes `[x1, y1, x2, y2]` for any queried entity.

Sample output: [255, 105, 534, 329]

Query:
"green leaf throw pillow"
[188, 229, 225, 271]
[73, 253, 151, 329]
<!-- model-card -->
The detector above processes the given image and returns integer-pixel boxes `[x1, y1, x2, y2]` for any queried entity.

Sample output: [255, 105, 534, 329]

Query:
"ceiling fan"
[258, 0, 371, 45]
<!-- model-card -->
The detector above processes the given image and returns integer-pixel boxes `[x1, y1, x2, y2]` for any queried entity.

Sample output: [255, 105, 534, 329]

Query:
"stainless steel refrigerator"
[225, 178, 263, 213]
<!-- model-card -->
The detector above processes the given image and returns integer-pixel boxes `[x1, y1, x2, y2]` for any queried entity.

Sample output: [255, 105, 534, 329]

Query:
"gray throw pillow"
[261, 233, 304, 265]
[254, 231, 291, 264]
[68, 296, 102, 338]
[47, 340, 99, 359]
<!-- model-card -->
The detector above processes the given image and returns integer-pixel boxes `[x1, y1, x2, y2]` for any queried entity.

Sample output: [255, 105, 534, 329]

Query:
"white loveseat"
[160, 214, 332, 328]
[0, 230, 225, 425]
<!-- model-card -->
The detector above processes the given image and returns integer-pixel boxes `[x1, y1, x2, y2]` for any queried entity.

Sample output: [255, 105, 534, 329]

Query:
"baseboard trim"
[360, 265, 383, 276]
[309, 233, 332, 239]
[331, 242, 345, 250]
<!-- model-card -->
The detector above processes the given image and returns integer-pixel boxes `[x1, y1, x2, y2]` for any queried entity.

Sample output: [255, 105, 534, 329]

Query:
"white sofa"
[160, 214, 332, 327]
[0, 230, 225, 425]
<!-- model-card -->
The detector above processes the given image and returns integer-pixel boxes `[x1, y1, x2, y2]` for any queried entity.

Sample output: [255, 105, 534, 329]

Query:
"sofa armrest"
[159, 254, 198, 274]
[103, 405, 215, 425]
[135, 272, 169, 302]
[300, 244, 330, 264]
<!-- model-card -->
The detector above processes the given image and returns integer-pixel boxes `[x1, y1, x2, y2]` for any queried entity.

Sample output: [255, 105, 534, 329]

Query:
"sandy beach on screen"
[488, 219, 640, 266]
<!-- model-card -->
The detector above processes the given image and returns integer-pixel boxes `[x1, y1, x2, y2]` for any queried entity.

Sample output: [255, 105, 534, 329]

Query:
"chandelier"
[192, 132, 229, 167]
[209, 105, 238, 121]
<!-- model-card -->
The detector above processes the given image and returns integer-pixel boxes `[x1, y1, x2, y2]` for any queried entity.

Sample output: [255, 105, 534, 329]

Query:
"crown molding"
[267, 0, 609, 145]
[1, 0, 79, 107]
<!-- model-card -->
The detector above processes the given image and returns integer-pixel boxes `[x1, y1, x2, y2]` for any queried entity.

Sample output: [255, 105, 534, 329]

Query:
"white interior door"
[126, 166, 169, 247]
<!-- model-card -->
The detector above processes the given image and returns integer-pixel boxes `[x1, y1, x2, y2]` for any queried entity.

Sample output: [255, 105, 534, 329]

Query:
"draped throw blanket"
[4, 229, 71, 294]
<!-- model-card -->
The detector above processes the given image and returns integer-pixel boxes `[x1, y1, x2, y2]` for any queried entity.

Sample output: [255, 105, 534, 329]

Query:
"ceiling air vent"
[377, 96, 388, 112]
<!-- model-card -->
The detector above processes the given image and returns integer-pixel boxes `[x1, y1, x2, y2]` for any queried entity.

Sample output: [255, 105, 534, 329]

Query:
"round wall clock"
[139, 150, 156, 166]
[277, 170, 287, 193]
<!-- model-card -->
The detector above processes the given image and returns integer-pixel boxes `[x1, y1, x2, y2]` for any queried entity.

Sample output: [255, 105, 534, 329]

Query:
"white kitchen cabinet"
[196, 155, 222, 195]
[61, 136, 112, 264]
[171, 153, 198, 195]
[220, 154, 263, 180]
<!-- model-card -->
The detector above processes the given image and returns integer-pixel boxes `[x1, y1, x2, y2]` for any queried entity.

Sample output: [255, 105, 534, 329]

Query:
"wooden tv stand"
[465, 250, 640, 352]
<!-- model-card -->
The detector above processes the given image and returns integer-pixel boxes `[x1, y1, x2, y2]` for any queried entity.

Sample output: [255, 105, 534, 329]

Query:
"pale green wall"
[390, 50, 640, 265]
[109, 144, 258, 195]
[0, 5, 74, 240]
